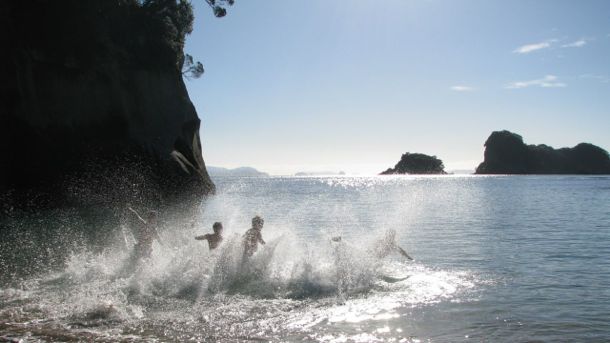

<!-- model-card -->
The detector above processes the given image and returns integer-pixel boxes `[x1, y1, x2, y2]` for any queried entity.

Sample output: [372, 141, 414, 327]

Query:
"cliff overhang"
[0, 0, 215, 210]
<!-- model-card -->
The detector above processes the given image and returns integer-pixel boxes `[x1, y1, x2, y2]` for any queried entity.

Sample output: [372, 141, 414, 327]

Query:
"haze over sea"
[1, 175, 609, 342]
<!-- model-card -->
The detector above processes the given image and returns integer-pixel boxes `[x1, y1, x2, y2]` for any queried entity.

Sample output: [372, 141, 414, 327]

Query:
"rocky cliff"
[475, 130, 610, 174]
[0, 0, 215, 209]
[381, 153, 446, 175]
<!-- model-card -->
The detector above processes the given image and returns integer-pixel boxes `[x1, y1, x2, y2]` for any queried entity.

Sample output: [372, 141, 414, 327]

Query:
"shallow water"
[1, 175, 609, 342]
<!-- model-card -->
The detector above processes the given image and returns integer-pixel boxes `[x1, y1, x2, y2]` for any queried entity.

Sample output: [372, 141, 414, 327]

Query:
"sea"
[1, 175, 609, 342]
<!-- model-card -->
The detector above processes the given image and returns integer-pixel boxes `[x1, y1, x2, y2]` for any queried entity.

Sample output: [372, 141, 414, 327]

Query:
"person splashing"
[372, 229, 413, 260]
[242, 215, 266, 258]
[195, 222, 224, 251]
[127, 207, 162, 260]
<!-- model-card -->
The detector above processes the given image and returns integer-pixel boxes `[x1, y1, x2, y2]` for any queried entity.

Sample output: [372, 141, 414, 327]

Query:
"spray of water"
[0, 177, 482, 341]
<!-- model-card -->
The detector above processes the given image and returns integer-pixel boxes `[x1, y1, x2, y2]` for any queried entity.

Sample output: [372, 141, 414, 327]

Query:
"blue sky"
[184, 0, 610, 175]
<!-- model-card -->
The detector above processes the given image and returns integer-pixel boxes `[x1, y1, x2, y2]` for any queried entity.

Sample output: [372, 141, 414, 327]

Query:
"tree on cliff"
[381, 153, 446, 175]
[134, 0, 234, 79]
[1, 0, 238, 208]
[182, 53, 205, 79]
[204, 0, 235, 18]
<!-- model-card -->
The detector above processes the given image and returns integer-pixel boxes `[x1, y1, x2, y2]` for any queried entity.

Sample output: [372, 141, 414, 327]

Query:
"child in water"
[242, 215, 266, 258]
[331, 229, 413, 260]
[372, 229, 413, 260]
[127, 207, 162, 259]
[195, 222, 224, 250]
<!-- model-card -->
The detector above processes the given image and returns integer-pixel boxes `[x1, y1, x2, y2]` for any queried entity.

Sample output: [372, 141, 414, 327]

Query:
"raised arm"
[395, 245, 413, 260]
[128, 207, 147, 225]
[195, 234, 210, 241]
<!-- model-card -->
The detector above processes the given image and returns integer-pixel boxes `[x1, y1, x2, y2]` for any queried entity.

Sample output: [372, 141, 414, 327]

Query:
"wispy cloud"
[506, 75, 566, 89]
[561, 39, 587, 48]
[450, 85, 475, 92]
[513, 39, 556, 54]
[580, 74, 609, 83]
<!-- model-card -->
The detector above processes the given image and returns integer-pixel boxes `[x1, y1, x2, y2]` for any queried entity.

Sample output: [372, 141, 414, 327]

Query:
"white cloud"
[450, 85, 475, 92]
[561, 39, 587, 48]
[506, 75, 567, 89]
[513, 39, 556, 54]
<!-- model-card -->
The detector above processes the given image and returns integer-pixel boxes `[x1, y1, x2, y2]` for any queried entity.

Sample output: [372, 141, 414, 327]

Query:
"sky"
[184, 0, 610, 175]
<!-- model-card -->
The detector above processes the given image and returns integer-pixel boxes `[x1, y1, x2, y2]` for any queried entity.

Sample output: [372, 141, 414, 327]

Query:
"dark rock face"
[381, 153, 446, 175]
[475, 130, 610, 174]
[0, 1, 215, 209]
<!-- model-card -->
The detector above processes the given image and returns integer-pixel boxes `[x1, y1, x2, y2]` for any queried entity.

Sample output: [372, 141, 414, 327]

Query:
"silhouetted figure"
[372, 229, 412, 260]
[128, 207, 162, 259]
[195, 222, 224, 250]
[242, 216, 266, 258]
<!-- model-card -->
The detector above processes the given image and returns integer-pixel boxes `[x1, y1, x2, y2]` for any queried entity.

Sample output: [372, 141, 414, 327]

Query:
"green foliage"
[205, 0, 235, 17]
[6, 1, 233, 73]
[136, 0, 235, 73]
[141, 0, 195, 61]
[182, 53, 205, 79]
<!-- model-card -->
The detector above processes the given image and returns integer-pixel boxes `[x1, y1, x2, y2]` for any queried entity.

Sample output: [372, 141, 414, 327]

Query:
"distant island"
[207, 166, 269, 177]
[447, 169, 475, 175]
[294, 171, 346, 176]
[381, 153, 447, 175]
[475, 130, 610, 174]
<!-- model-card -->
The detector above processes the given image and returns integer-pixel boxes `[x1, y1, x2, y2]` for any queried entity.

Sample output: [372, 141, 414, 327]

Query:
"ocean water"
[1, 175, 609, 342]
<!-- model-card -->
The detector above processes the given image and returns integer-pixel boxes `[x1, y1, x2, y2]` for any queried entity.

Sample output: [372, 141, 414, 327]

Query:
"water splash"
[0, 224, 478, 341]
[0, 176, 489, 341]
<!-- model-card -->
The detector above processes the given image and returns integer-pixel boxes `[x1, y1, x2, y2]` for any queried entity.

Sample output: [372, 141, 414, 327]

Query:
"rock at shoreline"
[381, 153, 446, 175]
[0, 1, 215, 209]
[475, 130, 610, 174]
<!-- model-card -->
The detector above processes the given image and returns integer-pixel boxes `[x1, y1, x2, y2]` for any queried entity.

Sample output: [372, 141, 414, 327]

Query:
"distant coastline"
[294, 171, 346, 176]
[207, 166, 269, 177]
[447, 169, 475, 175]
